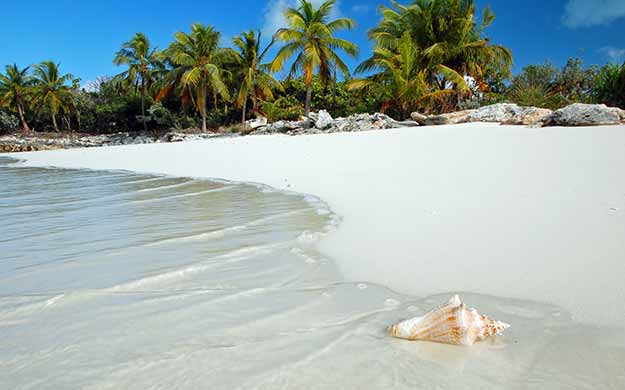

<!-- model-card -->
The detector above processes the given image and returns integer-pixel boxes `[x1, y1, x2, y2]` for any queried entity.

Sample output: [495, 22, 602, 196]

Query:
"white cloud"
[599, 46, 625, 63]
[351, 5, 370, 13]
[261, 0, 342, 37]
[563, 0, 625, 28]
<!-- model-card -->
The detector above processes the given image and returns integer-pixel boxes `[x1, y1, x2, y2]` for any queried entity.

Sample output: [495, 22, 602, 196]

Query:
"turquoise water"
[1, 156, 624, 390]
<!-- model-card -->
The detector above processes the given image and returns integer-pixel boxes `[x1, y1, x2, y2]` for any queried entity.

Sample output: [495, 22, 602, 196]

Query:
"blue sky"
[2, 0, 624, 84]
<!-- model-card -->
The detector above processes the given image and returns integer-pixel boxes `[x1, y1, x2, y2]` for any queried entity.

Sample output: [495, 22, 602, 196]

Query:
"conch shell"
[388, 295, 510, 346]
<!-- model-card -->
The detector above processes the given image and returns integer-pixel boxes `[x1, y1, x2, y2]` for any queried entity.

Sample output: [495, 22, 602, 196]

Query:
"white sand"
[16, 122, 625, 325]
[9, 122, 625, 389]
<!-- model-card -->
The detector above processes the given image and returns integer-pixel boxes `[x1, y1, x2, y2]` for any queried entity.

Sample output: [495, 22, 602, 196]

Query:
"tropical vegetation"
[233, 30, 282, 123]
[350, 0, 512, 118]
[113, 32, 164, 132]
[0, 64, 34, 132]
[1, 0, 624, 135]
[30, 61, 78, 132]
[270, 0, 358, 115]
[165, 24, 232, 131]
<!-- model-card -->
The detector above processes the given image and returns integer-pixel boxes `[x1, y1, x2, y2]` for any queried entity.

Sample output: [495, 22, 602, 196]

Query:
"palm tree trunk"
[63, 115, 72, 132]
[241, 98, 247, 124]
[51, 109, 59, 132]
[16, 102, 30, 133]
[201, 84, 207, 132]
[252, 93, 258, 112]
[333, 64, 338, 106]
[141, 78, 147, 132]
[305, 81, 313, 115]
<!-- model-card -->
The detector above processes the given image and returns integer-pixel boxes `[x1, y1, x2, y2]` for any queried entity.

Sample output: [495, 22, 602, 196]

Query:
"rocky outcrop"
[608, 107, 625, 122]
[424, 110, 476, 125]
[0, 131, 225, 153]
[250, 112, 413, 136]
[0, 143, 61, 153]
[502, 107, 553, 126]
[158, 132, 222, 143]
[411, 103, 625, 128]
[245, 116, 268, 129]
[467, 103, 551, 126]
[410, 112, 427, 125]
[544, 103, 624, 126]
[314, 110, 334, 129]
[414, 104, 551, 127]
[468, 103, 522, 123]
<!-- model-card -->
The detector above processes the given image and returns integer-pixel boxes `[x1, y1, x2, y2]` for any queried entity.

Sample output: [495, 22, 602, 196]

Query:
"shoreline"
[13, 122, 625, 326]
[7, 124, 625, 387]
[4, 103, 624, 154]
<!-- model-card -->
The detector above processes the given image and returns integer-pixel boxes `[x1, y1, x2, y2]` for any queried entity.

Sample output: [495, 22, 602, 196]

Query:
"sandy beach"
[7, 122, 625, 389]
[15, 122, 625, 324]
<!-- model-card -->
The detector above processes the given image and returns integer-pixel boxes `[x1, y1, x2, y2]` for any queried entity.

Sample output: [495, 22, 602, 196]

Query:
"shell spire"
[388, 295, 510, 346]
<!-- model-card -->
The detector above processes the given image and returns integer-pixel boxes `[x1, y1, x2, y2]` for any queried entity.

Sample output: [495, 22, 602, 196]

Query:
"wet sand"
[10, 122, 625, 388]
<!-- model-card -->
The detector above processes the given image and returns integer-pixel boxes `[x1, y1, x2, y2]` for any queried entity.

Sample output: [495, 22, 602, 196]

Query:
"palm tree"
[31, 61, 76, 132]
[113, 32, 163, 132]
[270, 0, 358, 115]
[361, 0, 512, 111]
[0, 64, 33, 132]
[349, 32, 469, 118]
[166, 24, 231, 131]
[233, 30, 282, 123]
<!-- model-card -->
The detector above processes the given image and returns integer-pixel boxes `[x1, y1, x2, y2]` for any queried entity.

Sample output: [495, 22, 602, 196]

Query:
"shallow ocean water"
[1, 156, 623, 390]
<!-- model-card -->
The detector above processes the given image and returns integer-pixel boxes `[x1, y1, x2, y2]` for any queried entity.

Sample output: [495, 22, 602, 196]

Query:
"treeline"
[501, 58, 625, 110]
[1, 0, 624, 135]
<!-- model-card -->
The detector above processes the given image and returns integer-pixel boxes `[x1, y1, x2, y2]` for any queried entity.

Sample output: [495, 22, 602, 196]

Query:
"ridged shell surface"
[389, 295, 510, 346]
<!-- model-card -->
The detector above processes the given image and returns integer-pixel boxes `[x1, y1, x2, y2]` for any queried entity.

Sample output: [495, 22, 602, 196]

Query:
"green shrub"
[505, 58, 596, 109]
[176, 114, 198, 130]
[262, 96, 304, 122]
[478, 92, 508, 107]
[148, 103, 177, 129]
[0, 110, 19, 133]
[508, 84, 568, 110]
[592, 62, 625, 108]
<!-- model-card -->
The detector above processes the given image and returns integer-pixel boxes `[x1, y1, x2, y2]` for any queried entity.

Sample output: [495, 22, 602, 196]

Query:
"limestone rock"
[425, 109, 476, 125]
[249, 112, 404, 136]
[503, 107, 553, 127]
[410, 112, 427, 125]
[546, 103, 621, 126]
[469, 103, 524, 123]
[246, 116, 268, 129]
[314, 110, 334, 129]
[0, 130, 226, 153]
[607, 107, 625, 122]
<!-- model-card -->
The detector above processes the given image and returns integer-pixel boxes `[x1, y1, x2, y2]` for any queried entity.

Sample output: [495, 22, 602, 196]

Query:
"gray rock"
[546, 103, 621, 126]
[297, 118, 314, 129]
[315, 110, 334, 129]
[425, 110, 476, 125]
[246, 116, 268, 129]
[469, 103, 524, 123]
[307, 112, 319, 122]
[249, 111, 405, 136]
[133, 136, 154, 144]
[410, 112, 427, 125]
[607, 107, 625, 122]
[394, 120, 420, 127]
[266, 120, 292, 133]
[503, 107, 553, 127]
